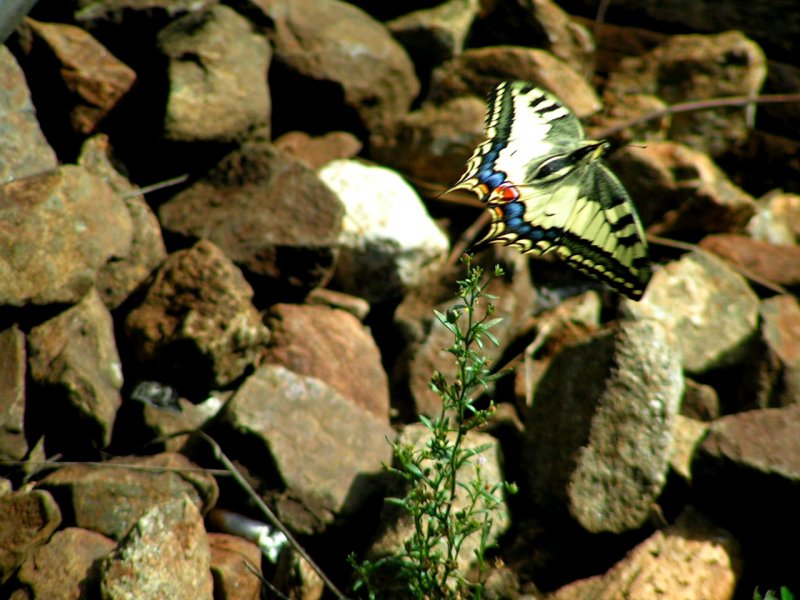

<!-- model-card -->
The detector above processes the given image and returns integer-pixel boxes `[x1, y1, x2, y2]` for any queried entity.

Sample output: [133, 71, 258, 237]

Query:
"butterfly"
[449, 81, 651, 300]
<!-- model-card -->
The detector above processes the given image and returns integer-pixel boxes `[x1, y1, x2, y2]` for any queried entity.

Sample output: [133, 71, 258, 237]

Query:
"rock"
[524, 318, 683, 533]
[273, 546, 324, 600]
[699, 233, 800, 292]
[0, 165, 133, 307]
[547, 509, 740, 600]
[428, 46, 602, 118]
[0, 325, 28, 462]
[209, 533, 262, 600]
[27, 290, 123, 455]
[73, 0, 217, 25]
[304, 288, 370, 321]
[19, 18, 137, 135]
[747, 191, 800, 245]
[158, 5, 270, 143]
[273, 130, 362, 170]
[606, 31, 766, 156]
[158, 137, 343, 301]
[634, 251, 760, 374]
[681, 378, 720, 421]
[759, 295, 800, 406]
[39, 452, 218, 541]
[610, 141, 756, 239]
[214, 364, 395, 533]
[77, 134, 167, 309]
[0, 490, 62, 583]
[11, 527, 116, 600]
[124, 240, 270, 391]
[669, 415, 709, 482]
[369, 95, 486, 187]
[368, 423, 509, 577]
[264, 304, 390, 420]
[387, 0, 479, 69]
[317, 159, 449, 302]
[589, 93, 670, 146]
[0, 46, 58, 182]
[258, 0, 419, 134]
[100, 495, 213, 600]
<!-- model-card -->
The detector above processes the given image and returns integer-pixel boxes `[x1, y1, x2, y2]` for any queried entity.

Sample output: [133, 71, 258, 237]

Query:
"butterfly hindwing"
[450, 81, 652, 300]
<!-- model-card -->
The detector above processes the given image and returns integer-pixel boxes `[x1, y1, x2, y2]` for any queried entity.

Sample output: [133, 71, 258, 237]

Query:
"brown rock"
[273, 130, 362, 170]
[0, 490, 62, 583]
[273, 546, 324, 600]
[100, 495, 213, 600]
[124, 240, 270, 390]
[158, 4, 271, 142]
[747, 191, 800, 246]
[547, 508, 740, 600]
[40, 452, 218, 541]
[0, 326, 27, 462]
[77, 134, 167, 309]
[73, 0, 217, 24]
[429, 46, 601, 118]
[0, 46, 57, 182]
[214, 364, 394, 533]
[760, 295, 800, 406]
[304, 288, 370, 321]
[158, 138, 343, 300]
[258, 0, 419, 133]
[264, 304, 390, 421]
[12, 527, 116, 600]
[0, 165, 133, 307]
[209, 533, 262, 600]
[27, 290, 123, 454]
[681, 378, 720, 421]
[21, 18, 136, 135]
[669, 415, 709, 482]
[524, 318, 683, 533]
[699, 233, 800, 292]
[606, 31, 766, 156]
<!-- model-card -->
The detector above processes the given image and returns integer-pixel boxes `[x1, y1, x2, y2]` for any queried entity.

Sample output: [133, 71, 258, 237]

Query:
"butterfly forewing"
[450, 80, 652, 300]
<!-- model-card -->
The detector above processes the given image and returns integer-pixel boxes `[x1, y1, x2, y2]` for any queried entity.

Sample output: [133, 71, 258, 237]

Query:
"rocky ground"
[1, 0, 799, 598]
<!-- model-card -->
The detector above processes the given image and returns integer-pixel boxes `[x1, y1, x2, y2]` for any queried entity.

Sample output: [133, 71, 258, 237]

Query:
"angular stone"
[273, 130, 362, 170]
[40, 452, 218, 541]
[747, 191, 800, 246]
[209, 533, 262, 600]
[0, 326, 27, 461]
[215, 365, 394, 532]
[257, 0, 419, 133]
[158, 4, 270, 142]
[524, 318, 683, 533]
[699, 234, 800, 292]
[77, 134, 167, 309]
[0, 46, 58, 182]
[264, 304, 389, 420]
[636, 251, 760, 374]
[317, 159, 449, 302]
[12, 527, 116, 600]
[304, 288, 370, 321]
[548, 509, 740, 600]
[27, 290, 123, 454]
[100, 495, 213, 600]
[681, 378, 720, 421]
[669, 415, 709, 482]
[759, 295, 800, 406]
[124, 240, 270, 390]
[73, 0, 217, 24]
[22, 18, 137, 135]
[0, 490, 62, 583]
[158, 138, 343, 300]
[0, 165, 133, 307]
[429, 46, 601, 118]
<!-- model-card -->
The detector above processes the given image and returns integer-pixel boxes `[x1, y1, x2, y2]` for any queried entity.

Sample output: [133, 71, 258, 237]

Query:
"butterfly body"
[450, 81, 651, 300]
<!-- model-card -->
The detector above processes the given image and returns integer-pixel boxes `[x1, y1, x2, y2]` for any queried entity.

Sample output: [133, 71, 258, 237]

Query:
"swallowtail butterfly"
[449, 81, 651, 300]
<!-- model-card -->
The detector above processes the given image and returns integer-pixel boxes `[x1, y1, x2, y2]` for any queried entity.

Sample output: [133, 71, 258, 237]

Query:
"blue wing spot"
[503, 202, 524, 217]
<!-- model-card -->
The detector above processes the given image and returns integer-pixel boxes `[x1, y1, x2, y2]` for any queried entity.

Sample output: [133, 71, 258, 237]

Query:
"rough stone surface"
[636, 250, 760, 374]
[0, 490, 62, 583]
[100, 495, 213, 600]
[264, 303, 390, 420]
[124, 240, 270, 390]
[681, 378, 720, 421]
[759, 295, 800, 406]
[11, 527, 116, 600]
[209, 533, 262, 600]
[547, 509, 740, 600]
[669, 415, 709, 482]
[748, 191, 800, 245]
[215, 364, 395, 533]
[0, 326, 28, 462]
[318, 159, 449, 302]
[273, 130, 362, 170]
[27, 290, 123, 454]
[158, 137, 343, 300]
[524, 318, 683, 533]
[158, 4, 270, 142]
[0, 45, 58, 183]
[39, 452, 218, 541]
[0, 165, 133, 307]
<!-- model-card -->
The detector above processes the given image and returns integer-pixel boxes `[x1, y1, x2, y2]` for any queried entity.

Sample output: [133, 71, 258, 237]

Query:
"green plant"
[754, 587, 795, 600]
[351, 259, 516, 599]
